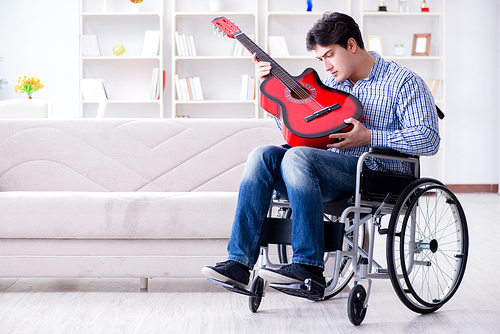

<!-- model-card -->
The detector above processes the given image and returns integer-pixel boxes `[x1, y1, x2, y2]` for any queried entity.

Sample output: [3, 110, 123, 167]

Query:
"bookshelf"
[358, 0, 445, 107]
[78, 0, 164, 117]
[171, 0, 259, 118]
[358, 0, 446, 179]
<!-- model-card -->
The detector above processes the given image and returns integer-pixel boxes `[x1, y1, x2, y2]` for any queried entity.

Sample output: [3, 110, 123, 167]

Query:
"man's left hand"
[327, 118, 371, 150]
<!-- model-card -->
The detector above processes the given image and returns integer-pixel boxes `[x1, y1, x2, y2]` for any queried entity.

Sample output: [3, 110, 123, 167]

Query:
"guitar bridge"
[304, 104, 341, 122]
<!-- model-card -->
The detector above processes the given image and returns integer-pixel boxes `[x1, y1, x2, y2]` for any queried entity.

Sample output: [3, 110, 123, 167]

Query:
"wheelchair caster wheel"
[348, 284, 367, 326]
[249, 276, 264, 313]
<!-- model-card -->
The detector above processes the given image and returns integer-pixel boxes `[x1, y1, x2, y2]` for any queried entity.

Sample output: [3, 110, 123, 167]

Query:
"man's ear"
[347, 37, 357, 53]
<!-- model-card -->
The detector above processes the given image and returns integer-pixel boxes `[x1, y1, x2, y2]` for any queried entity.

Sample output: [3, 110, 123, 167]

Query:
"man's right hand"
[253, 53, 272, 82]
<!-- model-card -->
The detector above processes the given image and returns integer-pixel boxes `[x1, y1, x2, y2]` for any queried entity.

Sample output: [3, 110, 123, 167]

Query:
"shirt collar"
[367, 51, 384, 82]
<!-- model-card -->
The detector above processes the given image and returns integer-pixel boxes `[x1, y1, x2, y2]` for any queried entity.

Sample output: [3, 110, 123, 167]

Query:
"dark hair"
[306, 12, 364, 51]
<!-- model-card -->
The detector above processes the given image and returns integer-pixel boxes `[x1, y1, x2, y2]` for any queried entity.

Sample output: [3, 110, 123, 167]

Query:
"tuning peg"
[213, 25, 218, 34]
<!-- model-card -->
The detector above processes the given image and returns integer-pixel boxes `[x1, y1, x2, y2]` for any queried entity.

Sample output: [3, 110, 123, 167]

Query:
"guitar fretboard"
[234, 32, 307, 96]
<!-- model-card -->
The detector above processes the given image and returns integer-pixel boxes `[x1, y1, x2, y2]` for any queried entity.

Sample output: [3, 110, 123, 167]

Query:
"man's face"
[314, 42, 355, 83]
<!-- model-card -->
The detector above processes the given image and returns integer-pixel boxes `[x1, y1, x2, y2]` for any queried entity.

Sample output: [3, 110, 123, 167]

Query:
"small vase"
[28, 96, 32, 99]
[208, 0, 222, 12]
[131, 3, 141, 13]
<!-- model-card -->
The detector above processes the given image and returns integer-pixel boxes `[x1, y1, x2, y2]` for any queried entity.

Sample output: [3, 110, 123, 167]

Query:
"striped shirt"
[275, 52, 440, 174]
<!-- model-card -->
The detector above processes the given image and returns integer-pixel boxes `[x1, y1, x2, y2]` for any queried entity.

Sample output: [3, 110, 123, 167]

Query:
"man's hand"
[252, 53, 272, 82]
[327, 118, 371, 150]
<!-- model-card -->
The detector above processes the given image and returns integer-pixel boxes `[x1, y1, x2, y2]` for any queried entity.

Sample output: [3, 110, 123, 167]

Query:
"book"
[81, 79, 108, 101]
[80, 35, 101, 57]
[233, 34, 254, 56]
[175, 31, 183, 56]
[240, 75, 255, 100]
[187, 35, 197, 57]
[194, 77, 204, 101]
[233, 40, 244, 56]
[174, 75, 182, 100]
[268, 36, 290, 57]
[150, 68, 159, 100]
[240, 74, 249, 100]
[142, 30, 161, 57]
[96, 101, 108, 118]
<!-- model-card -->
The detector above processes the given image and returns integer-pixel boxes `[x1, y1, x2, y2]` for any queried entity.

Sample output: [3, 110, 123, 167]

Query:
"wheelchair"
[209, 143, 469, 326]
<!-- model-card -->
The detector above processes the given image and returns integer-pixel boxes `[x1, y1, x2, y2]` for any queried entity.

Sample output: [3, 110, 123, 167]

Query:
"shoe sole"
[258, 268, 302, 284]
[202, 266, 248, 290]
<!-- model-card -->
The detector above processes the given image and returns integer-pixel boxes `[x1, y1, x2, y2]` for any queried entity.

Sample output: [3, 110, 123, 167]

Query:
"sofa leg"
[140, 277, 148, 289]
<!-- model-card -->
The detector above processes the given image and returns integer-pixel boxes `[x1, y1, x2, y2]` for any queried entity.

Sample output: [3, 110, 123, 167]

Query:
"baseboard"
[446, 184, 499, 193]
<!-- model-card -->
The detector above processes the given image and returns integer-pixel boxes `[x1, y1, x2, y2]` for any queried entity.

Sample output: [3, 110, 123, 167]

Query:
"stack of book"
[80, 79, 108, 101]
[174, 75, 204, 101]
[268, 36, 290, 57]
[80, 35, 101, 57]
[150, 68, 165, 100]
[175, 32, 197, 57]
[240, 75, 256, 101]
[232, 34, 254, 56]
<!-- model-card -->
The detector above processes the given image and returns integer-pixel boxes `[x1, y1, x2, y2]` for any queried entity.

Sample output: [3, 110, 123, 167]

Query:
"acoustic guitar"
[212, 16, 363, 149]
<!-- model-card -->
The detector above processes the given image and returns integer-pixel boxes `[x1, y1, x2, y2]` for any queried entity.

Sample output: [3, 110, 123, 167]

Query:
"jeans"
[227, 145, 360, 269]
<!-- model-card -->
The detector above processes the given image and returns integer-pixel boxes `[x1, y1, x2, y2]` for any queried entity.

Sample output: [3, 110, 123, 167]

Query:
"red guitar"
[212, 17, 363, 149]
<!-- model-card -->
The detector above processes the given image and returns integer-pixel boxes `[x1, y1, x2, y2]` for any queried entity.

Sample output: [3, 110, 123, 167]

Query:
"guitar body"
[260, 68, 363, 149]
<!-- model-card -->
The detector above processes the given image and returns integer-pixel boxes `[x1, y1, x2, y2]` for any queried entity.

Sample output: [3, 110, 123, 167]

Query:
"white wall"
[0, 0, 498, 186]
[443, 0, 499, 186]
[0, 1, 79, 116]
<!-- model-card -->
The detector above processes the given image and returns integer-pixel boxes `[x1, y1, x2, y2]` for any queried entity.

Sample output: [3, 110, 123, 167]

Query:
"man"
[202, 12, 439, 294]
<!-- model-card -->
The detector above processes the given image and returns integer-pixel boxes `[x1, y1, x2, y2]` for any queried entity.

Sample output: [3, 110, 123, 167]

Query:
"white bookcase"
[171, 0, 259, 118]
[79, 0, 164, 117]
[358, 0, 446, 179]
[358, 0, 445, 107]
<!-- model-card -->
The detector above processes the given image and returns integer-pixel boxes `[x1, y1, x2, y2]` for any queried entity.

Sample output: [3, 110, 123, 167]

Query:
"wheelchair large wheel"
[386, 178, 468, 314]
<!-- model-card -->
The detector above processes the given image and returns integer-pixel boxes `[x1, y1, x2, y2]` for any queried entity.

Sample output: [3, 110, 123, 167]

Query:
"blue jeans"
[227, 145, 360, 269]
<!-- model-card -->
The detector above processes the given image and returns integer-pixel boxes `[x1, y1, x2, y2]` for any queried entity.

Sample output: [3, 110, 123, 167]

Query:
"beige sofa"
[0, 118, 283, 287]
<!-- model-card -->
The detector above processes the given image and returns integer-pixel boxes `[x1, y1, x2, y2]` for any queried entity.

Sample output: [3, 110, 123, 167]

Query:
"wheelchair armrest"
[368, 147, 419, 160]
[353, 147, 420, 206]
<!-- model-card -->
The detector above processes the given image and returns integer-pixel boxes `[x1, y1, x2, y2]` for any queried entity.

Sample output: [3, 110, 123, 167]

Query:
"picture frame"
[412, 33, 431, 56]
[367, 35, 383, 56]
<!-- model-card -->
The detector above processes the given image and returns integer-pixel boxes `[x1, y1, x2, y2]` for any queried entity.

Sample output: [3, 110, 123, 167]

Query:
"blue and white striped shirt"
[276, 52, 440, 174]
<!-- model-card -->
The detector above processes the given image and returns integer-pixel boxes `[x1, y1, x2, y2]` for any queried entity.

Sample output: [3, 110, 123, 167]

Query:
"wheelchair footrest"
[206, 278, 258, 298]
[269, 278, 325, 301]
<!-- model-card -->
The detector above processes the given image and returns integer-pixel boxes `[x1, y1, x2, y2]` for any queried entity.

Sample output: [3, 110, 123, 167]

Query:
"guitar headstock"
[211, 17, 241, 39]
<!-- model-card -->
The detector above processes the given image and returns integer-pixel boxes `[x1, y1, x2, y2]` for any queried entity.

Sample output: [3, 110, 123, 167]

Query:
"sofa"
[0, 118, 283, 287]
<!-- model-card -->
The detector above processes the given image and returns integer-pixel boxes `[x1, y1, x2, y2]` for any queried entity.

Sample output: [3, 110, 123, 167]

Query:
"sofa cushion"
[0, 118, 283, 192]
[0, 191, 237, 239]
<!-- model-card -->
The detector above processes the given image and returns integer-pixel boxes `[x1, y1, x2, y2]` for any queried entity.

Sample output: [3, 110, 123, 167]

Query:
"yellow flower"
[14, 75, 44, 97]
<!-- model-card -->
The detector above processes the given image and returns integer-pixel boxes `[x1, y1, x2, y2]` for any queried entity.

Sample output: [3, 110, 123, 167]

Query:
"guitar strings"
[235, 33, 327, 115]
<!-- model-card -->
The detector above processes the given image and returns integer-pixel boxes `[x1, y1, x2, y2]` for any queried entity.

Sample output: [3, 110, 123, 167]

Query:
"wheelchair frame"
[208, 147, 468, 326]
[250, 147, 469, 325]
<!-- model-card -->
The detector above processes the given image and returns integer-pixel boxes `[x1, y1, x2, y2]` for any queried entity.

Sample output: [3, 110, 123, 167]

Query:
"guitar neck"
[234, 32, 300, 91]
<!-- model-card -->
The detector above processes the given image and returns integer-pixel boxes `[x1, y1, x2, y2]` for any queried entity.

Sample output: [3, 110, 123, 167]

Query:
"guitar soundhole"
[285, 83, 316, 104]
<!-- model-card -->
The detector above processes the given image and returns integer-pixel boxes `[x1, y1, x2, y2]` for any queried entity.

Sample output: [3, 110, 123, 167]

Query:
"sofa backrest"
[0, 118, 283, 192]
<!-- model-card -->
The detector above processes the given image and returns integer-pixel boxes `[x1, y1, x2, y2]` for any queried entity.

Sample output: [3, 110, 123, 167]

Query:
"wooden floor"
[1, 193, 499, 334]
